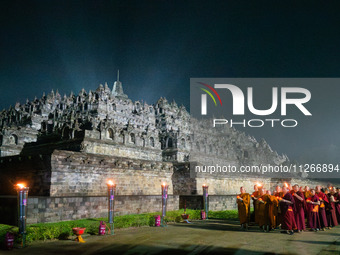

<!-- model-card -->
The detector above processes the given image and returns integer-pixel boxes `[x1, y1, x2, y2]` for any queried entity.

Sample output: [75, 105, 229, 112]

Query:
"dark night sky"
[1, 1, 340, 168]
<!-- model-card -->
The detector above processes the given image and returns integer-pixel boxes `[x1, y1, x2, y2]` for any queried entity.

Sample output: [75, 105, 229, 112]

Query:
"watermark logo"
[200, 84, 311, 116]
[191, 78, 313, 128]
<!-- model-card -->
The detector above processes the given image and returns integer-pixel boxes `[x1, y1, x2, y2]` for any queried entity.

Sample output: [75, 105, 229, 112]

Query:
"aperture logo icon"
[198, 82, 222, 115]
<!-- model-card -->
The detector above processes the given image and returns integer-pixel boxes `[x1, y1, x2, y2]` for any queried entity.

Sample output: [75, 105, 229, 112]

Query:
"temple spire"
[112, 70, 128, 99]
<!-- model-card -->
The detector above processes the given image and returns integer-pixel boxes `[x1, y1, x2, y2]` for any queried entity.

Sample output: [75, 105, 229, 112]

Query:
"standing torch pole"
[203, 184, 209, 220]
[107, 180, 116, 235]
[16, 184, 29, 248]
[161, 182, 168, 227]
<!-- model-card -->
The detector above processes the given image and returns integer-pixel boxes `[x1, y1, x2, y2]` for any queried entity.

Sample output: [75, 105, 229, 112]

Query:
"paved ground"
[2, 219, 340, 255]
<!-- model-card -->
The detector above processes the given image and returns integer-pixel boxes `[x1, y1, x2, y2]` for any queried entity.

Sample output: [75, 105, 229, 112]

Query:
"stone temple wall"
[50, 150, 173, 196]
[0, 150, 174, 197]
[0, 149, 177, 224]
[0, 195, 179, 225]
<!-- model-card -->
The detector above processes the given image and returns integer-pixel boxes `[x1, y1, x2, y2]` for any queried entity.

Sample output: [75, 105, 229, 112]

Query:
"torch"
[202, 184, 209, 220]
[107, 180, 116, 235]
[16, 183, 29, 248]
[161, 182, 168, 227]
[256, 182, 262, 190]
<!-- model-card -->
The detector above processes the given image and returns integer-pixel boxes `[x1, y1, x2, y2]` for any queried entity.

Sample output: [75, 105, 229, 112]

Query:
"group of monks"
[237, 183, 340, 234]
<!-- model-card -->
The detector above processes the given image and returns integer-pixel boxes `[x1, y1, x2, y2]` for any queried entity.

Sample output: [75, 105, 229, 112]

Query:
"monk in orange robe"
[237, 186, 251, 230]
[266, 190, 279, 230]
[257, 189, 271, 231]
[304, 186, 311, 199]
[251, 185, 260, 224]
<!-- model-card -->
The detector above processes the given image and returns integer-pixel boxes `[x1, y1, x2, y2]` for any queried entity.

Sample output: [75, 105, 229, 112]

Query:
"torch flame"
[203, 183, 206, 187]
[107, 180, 114, 186]
[16, 183, 25, 189]
[162, 182, 166, 187]
[256, 182, 262, 187]
[284, 182, 288, 188]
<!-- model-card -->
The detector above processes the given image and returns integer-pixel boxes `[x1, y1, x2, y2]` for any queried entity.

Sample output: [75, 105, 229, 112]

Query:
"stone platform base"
[0, 195, 179, 225]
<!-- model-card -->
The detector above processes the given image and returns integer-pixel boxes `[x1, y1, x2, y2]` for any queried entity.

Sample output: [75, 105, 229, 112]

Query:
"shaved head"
[240, 186, 245, 194]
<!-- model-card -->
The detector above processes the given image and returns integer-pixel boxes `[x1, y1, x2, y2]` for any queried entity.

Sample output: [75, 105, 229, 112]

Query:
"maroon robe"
[316, 192, 329, 228]
[307, 195, 321, 229]
[280, 192, 297, 231]
[335, 193, 340, 222]
[326, 194, 338, 227]
[293, 191, 306, 230]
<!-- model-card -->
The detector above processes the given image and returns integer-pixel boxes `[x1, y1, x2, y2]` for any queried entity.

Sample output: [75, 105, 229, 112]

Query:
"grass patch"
[0, 209, 239, 244]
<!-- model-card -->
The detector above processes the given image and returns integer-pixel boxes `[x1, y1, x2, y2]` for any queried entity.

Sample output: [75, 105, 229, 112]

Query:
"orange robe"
[237, 193, 251, 224]
[257, 194, 270, 227]
[304, 191, 311, 199]
[267, 195, 279, 229]
[252, 191, 260, 224]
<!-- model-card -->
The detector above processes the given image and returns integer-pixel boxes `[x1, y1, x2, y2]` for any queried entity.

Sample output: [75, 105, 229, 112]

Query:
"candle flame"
[16, 183, 25, 189]
[107, 180, 114, 186]
[284, 183, 288, 188]
[203, 183, 206, 187]
[256, 182, 262, 187]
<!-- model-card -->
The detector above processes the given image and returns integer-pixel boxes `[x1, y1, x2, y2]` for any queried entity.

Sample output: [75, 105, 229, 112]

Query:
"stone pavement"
[3, 219, 340, 255]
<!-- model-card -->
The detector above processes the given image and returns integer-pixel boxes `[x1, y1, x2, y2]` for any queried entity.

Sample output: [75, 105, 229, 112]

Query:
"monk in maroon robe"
[334, 188, 340, 222]
[326, 188, 338, 228]
[306, 189, 321, 231]
[279, 186, 297, 235]
[292, 184, 306, 232]
[316, 185, 329, 230]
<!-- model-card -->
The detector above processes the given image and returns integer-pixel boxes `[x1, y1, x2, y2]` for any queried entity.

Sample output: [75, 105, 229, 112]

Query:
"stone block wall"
[208, 195, 239, 211]
[179, 195, 242, 211]
[50, 150, 174, 196]
[0, 195, 179, 224]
